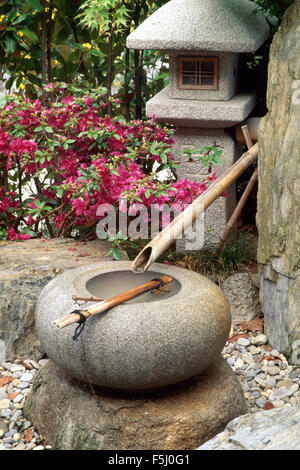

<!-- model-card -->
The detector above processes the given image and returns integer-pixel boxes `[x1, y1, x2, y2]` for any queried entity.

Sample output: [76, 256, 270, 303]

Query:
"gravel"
[222, 327, 300, 414]
[0, 358, 52, 450]
[1, 328, 299, 450]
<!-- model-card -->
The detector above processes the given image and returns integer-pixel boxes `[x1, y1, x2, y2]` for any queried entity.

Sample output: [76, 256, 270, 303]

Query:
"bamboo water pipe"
[131, 143, 259, 274]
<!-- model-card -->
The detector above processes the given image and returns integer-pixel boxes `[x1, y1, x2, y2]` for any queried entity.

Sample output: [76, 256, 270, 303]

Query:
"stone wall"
[256, 0, 300, 361]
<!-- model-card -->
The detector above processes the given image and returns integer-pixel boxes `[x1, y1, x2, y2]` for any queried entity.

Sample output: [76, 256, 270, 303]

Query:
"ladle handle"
[53, 275, 173, 330]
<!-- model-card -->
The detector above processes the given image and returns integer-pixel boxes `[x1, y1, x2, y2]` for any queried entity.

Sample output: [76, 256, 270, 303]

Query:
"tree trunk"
[107, 23, 114, 117]
[124, 40, 131, 120]
[41, 2, 47, 105]
[47, 0, 53, 83]
[133, 3, 143, 119]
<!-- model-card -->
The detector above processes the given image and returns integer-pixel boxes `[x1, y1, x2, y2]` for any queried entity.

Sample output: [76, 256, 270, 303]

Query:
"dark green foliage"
[253, 0, 293, 19]
[161, 231, 257, 282]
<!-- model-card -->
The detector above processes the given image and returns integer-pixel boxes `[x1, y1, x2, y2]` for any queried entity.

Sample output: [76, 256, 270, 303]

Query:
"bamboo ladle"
[53, 275, 173, 332]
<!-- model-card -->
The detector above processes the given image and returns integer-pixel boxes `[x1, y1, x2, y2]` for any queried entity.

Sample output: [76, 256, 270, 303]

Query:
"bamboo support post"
[131, 143, 259, 274]
[220, 125, 258, 244]
[53, 275, 173, 330]
[241, 124, 254, 150]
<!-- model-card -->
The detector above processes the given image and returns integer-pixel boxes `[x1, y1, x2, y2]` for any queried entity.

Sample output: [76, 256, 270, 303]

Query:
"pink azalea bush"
[0, 84, 222, 252]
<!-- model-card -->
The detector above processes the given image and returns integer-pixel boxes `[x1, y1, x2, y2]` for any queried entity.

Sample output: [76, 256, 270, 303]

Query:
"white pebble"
[290, 384, 299, 395]
[0, 399, 10, 410]
[250, 334, 268, 346]
[20, 373, 33, 382]
[271, 349, 280, 357]
[234, 358, 245, 370]
[13, 394, 23, 404]
[10, 365, 25, 373]
[237, 338, 250, 347]
[272, 400, 285, 407]
[26, 442, 36, 450]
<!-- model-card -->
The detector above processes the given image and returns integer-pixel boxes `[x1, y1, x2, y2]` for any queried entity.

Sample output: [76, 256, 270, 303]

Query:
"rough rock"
[23, 357, 248, 450]
[198, 407, 300, 450]
[220, 273, 261, 324]
[0, 239, 125, 361]
[35, 261, 231, 391]
[256, 0, 300, 360]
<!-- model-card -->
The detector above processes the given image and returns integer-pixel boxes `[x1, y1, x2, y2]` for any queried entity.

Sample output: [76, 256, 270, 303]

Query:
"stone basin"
[35, 261, 231, 391]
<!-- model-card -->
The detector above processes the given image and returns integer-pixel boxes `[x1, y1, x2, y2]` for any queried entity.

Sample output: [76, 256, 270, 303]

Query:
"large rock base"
[24, 357, 248, 450]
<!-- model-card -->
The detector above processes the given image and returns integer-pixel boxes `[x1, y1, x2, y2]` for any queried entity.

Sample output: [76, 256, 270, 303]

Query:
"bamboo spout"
[132, 143, 259, 274]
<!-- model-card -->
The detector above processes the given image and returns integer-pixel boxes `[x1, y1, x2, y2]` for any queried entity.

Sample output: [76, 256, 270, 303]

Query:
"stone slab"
[146, 86, 257, 128]
[127, 0, 270, 53]
[23, 357, 248, 450]
[198, 406, 300, 450]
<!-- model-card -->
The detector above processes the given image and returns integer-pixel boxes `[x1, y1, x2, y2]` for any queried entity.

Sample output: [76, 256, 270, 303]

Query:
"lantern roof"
[127, 0, 270, 53]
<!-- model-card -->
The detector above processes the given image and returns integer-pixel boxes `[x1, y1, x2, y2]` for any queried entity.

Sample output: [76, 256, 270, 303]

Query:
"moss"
[55, 422, 102, 450]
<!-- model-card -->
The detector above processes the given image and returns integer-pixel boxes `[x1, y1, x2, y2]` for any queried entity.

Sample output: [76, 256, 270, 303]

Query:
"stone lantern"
[127, 0, 270, 245]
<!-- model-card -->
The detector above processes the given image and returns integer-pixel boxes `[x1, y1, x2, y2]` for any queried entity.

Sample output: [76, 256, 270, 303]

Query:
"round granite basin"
[35, 261, 231, 391]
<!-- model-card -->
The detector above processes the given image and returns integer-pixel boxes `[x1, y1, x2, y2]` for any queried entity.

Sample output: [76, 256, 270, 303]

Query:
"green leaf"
[0, 94, 6, 109]
[112, 248, 121, 261]
[26, 0, 44, 11]
[11, 14, 28, 26]
[33, 199, 43, 209]
[56, 188, 63, 198]
[160, 153, 168, 164]
[4, 36, 16, 54]
[22, 228, 38, 238]
[19, 29, 39, 43]
[89, 48, 104, 57]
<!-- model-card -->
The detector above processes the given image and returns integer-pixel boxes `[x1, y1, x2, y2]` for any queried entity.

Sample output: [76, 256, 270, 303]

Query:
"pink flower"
[84, 97, 93, 106]
[62, 96, 75, 105]
[7, 227, 17, 240]
[26, 215, 34, 226]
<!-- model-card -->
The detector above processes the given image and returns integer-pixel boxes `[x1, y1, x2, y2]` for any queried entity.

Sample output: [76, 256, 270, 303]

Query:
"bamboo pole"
[53, 275, 173, 330]
[220, 125, 258, 244]
[131, 143, 259, 274]
[220, 167, 258, 243]
[72, 295, 106, 302]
